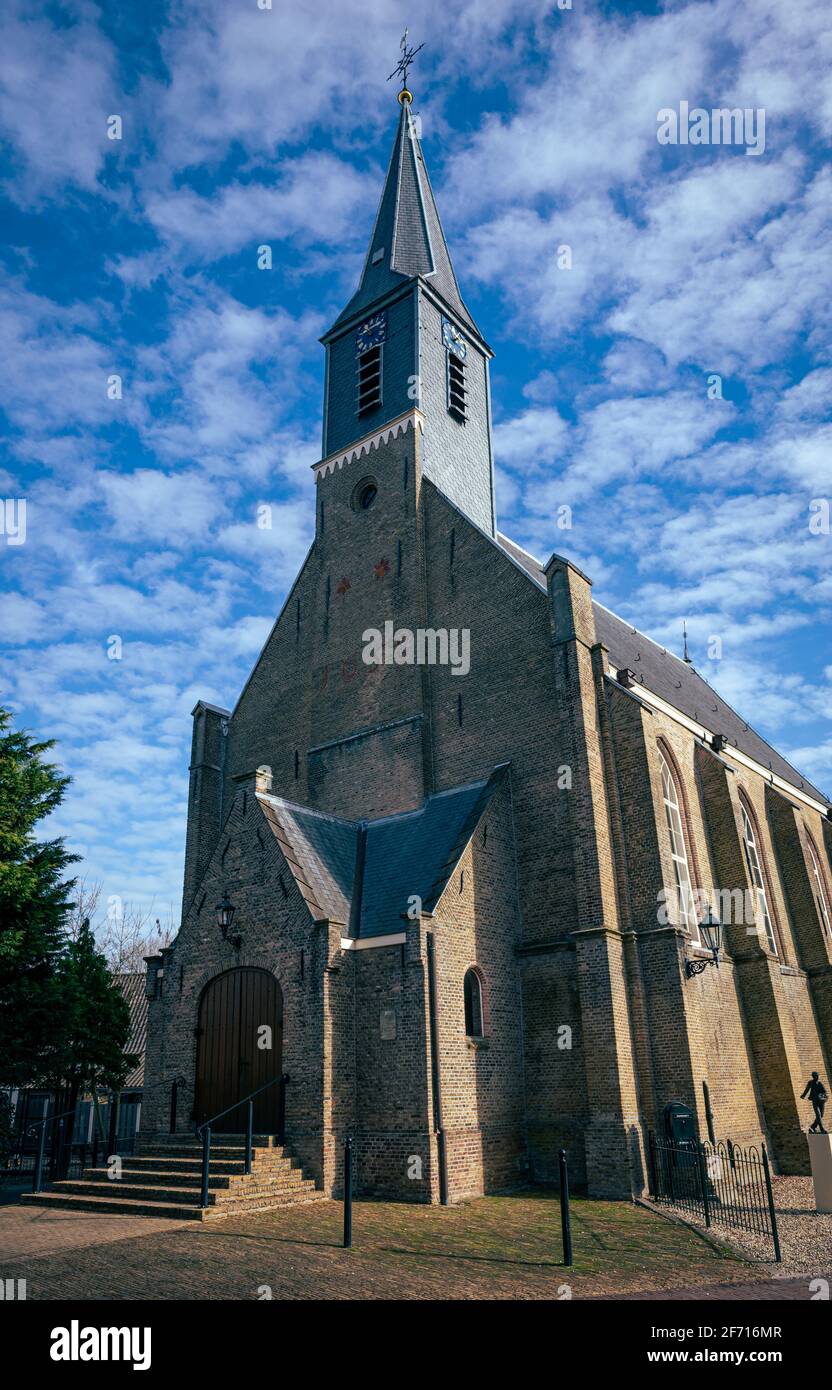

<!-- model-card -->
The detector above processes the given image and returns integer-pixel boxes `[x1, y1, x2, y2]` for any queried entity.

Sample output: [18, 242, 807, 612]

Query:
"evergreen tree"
[47, 918, 138, 1116]
[0, 708, 77, 1086]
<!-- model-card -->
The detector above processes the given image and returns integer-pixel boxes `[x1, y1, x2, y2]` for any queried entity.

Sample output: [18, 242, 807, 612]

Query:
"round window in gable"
[352, 477, 378, 512]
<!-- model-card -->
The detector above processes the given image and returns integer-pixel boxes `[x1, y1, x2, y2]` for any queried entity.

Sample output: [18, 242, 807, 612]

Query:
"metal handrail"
[194, 1072, 287, 1139]
[22, 1103, 79, 1135]
[15, 1092, 126, 1192]
[195, 1073, 290, 1209]
[15, 1102, 82, 1194]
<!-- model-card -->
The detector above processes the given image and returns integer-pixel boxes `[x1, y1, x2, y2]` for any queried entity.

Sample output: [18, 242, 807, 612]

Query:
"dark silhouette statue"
[801, 1072, 828, 1134]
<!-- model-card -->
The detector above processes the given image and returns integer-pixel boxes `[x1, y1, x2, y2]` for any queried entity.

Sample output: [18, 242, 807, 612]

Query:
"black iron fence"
[1, 1093, 138, 1193]
[2, 1143, 89, 1185]
[648, 1133, 781, 1261]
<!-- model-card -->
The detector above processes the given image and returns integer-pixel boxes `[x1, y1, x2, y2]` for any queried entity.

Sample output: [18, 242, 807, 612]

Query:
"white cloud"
[0, 1, 119, 205]
[493, 406, 570, 469]
[98, 469, 223, 545]
[143, 155, 377, 261]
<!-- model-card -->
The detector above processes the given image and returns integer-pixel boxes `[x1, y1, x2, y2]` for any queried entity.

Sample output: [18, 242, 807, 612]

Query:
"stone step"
[112, 1157, 300, 1182]
[21, 1132, 321, 1221]
[116, 1157, 252, 1177]
[19, 1191, 204, 1219]
[137, 1146, 289, 1162]
[136, 1134, 281, 1151]
[19, 1188, 325, 1221]
[47, 1178, 318, 1205]
[198, 1191, 325, 1221]
[79, 1169, 311, 1194]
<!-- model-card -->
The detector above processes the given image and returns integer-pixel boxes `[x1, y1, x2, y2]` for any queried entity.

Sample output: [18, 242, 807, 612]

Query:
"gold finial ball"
[397, 87, 413, 105]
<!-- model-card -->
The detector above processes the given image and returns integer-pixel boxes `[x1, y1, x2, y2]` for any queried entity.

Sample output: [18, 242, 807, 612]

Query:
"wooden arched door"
[194, 969, 283, 1133]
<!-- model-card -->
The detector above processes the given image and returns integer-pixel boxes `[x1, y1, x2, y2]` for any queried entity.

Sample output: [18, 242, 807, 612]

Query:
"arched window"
[806, 834, 832, 940]
[658, 747, 698, 941]
[464, 968, 484, 1038]
[739, 795, 778, 955]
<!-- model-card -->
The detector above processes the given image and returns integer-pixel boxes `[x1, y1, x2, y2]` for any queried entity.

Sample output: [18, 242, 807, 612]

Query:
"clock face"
[442, 317, 468, 361]
[356, 313, 387, 355]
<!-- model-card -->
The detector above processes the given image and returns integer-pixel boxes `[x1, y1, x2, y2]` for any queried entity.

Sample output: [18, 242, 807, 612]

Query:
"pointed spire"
[330, 97, 480, 336]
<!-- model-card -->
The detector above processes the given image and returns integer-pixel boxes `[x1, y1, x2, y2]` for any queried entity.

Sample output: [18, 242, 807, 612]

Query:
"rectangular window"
[357, 344, 382, 417]
[447, 351, 467, 422]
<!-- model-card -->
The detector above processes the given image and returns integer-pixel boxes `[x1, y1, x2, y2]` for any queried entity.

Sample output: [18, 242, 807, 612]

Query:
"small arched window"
[806, 834, 832, 940]
[464, 968, 484, 1039]
[739, 795, 778, 955]
[658, 747, 698, 941]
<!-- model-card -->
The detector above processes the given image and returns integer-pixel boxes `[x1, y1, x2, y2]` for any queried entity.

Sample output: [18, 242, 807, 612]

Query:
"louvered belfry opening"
[447, 351, 467, 421]
[357, 343, 382, 417]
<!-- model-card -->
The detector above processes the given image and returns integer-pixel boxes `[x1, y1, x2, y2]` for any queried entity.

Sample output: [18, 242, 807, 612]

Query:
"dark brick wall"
[143, 786, 336, 1191]
[426, 776, 527, 1199]
[225, 425, 428, 825]
[182, 705, 228, 919]
[156, 395, 832, 1202]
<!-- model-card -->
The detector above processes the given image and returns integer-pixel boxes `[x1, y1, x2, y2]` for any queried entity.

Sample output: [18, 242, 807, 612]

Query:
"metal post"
[343, 1135, 353, 1249]
[52, 1116, 63, 1181]
[761, 1144, 782, 1263]
[647, 1131, 657, 1198]
[426, 933, 449, 1205]
[696, 1141, 711, 1228]
[200, 1125, 211, 1208]
[245, 1099, 253, 1174]
[107, 1091, 118, 1159]
[703, 1080, 716, 1145]
[57, 1115, 72, 1181]
[33, 1113, 48, 1194]
[558, 1148, 573, 1267]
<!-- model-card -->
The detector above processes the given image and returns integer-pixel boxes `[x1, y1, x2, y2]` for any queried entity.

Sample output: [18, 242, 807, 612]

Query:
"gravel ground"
[663, 1176, 832, 1283]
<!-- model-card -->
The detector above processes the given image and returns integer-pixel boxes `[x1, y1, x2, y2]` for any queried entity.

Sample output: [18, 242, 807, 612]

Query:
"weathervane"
[387, 27, 424, 103]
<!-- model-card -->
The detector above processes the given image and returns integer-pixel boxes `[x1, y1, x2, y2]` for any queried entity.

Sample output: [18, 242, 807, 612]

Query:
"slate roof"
[113, 972, 147, 1089]
[495, 531, 829, 807]
[258, 797, 355, 924]
[258, 766, 506, 938]
[360, 772, 504, 936]
[329, 99, 480, 337]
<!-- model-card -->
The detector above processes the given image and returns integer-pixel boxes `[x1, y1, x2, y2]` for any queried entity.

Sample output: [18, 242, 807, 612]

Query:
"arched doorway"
[194, 968, 283, 1133]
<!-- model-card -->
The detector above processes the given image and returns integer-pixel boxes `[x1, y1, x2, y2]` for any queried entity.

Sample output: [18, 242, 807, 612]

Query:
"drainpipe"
[426, 931, 448, 1205]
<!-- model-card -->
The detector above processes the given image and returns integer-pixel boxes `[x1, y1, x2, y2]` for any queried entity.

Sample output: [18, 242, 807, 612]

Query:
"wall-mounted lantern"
[215, 889, 237, 940]
[685, 909, 722, 978]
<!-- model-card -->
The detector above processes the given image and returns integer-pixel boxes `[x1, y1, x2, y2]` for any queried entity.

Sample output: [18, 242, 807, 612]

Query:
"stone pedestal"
[807, 1131, 832, 1213]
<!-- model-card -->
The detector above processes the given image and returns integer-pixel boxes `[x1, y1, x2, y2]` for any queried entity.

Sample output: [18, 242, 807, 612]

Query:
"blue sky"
[1, 0, 830, 926]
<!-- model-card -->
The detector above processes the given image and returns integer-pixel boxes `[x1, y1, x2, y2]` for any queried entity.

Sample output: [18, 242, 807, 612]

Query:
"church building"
[139, 88, 832, 1207]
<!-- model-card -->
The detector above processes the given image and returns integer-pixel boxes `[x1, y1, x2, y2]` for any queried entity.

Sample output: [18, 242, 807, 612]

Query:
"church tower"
[319, 94, 496, 536]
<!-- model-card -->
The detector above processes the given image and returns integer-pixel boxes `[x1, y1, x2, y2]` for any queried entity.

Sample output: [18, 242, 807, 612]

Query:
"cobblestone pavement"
[0, 1193, 783, 1302]
[0, 1204, 190, 1261]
